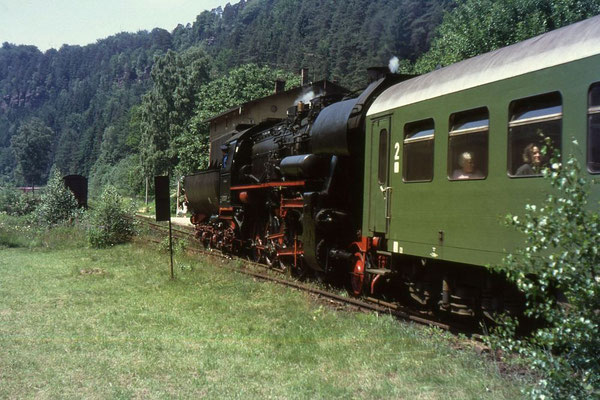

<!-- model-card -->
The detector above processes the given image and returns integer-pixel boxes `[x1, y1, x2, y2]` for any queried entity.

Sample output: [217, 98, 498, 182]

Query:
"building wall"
[208, 91, 302, 163]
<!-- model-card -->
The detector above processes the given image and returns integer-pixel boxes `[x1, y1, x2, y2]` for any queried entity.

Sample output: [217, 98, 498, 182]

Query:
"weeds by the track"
[0, 215, 529, 399]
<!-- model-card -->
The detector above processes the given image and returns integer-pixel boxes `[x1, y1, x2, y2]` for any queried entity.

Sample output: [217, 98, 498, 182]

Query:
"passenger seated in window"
[516, 143, 542, 175]
[452, 151, 483, 180]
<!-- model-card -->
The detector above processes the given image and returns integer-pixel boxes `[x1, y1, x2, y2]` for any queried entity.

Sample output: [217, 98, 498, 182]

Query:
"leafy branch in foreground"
[491, 148, 600, 399]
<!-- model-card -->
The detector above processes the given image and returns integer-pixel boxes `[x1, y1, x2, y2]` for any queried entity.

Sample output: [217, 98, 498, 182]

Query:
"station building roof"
[204, 79, 349, 124]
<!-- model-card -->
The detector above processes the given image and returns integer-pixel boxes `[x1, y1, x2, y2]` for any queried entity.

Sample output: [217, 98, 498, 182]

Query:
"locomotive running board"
[230, 180, 305, 190]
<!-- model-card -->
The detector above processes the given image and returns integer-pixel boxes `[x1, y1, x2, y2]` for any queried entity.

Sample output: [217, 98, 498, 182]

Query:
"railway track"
[135, 214, 484, 337]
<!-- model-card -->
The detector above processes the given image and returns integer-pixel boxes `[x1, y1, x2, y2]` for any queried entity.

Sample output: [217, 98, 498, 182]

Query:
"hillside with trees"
[414, 0, 600, 72]
[1, 0, 599, 195]
[173, 0, 451, 88]
[0, 0, 451, 192]
[0, 30, 171, 187]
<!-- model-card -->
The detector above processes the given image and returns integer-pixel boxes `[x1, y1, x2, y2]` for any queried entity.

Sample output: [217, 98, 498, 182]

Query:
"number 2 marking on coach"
[393, 142, 400, 174]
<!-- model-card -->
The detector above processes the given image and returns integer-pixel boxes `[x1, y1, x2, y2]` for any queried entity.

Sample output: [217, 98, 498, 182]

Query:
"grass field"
[0, 218, 528, 399]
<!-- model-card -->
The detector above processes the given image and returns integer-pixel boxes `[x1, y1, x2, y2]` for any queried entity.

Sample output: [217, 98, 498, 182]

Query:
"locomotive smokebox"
[183, 170, 220, 218]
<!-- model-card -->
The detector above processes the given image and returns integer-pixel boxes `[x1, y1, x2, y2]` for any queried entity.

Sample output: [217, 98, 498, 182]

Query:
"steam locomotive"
[183, 68, 397, 276]
[184, 15, 600, 319]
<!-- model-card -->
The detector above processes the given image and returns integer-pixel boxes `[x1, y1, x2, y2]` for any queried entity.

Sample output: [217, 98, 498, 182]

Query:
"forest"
[1, 0, 599, 195]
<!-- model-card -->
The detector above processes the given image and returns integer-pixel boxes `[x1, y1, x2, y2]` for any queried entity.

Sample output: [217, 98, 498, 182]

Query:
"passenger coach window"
[448, 107, 488, 180]
[508, 92, 562, 177]
[588, 83, 600, 173]
[378, 129, 389, 185]
[403, 119, 434, 182]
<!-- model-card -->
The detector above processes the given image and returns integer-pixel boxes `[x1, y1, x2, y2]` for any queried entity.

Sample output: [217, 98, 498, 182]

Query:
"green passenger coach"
[358, 15, 600, 314]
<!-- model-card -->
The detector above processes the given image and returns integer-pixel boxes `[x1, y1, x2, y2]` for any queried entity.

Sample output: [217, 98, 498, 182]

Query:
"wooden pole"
[176, 180, 180, 216]
[168, 219, 174, 280]
[154, 175, 174, 280]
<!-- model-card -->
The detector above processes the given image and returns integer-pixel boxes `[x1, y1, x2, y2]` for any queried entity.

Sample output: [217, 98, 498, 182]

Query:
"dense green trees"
[414, 0, 600, 73]
[137, 47, 210, 178]
[10, 118, 53, 186]
[177, 0, 449, 88]
[0, 32, 165, 191]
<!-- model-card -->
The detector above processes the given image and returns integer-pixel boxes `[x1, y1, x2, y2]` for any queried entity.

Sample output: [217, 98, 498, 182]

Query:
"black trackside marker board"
[155, 176, 170, 222]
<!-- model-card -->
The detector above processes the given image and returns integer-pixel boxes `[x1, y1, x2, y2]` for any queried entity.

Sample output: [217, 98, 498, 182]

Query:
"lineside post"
[168, 219, 174, 280]
[155, 175, 174, 280]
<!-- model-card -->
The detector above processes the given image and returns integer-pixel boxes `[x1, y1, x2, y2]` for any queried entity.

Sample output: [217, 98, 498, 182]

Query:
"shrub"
[35, 171, 80, 225]
[491, 150, 600, 399]
[13, 192, 40, 215]
[0, 186, 40, 216]
[88, 185, 136, 248]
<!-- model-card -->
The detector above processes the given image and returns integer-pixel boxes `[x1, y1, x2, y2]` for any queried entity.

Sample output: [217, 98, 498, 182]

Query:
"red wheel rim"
[351, 252, 365, 296]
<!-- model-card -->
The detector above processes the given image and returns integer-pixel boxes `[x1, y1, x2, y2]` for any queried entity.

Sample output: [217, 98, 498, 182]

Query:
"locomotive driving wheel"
[252, 235, 264, 263]
[351, 252, 366, 296]
[264, 236, 279, 268]
[200, 231, 211, 249]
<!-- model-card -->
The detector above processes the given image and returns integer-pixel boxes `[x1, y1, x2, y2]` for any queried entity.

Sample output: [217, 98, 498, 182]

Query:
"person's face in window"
[462, 156, 475, 173]
[531, 146, 541, 166]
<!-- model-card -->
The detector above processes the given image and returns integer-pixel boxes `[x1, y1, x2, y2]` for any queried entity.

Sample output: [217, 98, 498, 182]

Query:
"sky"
[0, 0, 233, 51]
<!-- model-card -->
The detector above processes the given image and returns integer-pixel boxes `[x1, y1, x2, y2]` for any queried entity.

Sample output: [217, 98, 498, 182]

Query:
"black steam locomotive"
[184, 68, 401, 285]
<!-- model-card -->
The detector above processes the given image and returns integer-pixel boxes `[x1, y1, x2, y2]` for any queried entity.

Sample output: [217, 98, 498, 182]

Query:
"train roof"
[367, 15, 600, 116]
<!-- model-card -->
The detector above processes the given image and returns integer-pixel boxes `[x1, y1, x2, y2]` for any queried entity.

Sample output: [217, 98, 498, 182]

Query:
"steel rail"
[136, 215, 477, 334]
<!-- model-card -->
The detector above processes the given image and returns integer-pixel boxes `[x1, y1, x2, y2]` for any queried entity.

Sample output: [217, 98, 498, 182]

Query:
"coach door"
[368, 117, 392, 234]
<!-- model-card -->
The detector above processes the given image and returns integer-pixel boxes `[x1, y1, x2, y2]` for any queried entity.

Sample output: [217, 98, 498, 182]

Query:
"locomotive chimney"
[300, 68, 309, 86]
[274, 79, 286, 93]
[367, 67, 389, 83]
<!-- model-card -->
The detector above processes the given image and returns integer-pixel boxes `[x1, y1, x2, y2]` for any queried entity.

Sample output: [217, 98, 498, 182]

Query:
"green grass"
[0, 213, 89, 249]
[0, 220, 528, 399]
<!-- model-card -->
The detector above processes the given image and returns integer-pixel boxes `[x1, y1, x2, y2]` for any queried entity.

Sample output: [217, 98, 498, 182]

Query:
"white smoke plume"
[389, 56, 400, 74]
[294, 89, 320, 105]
